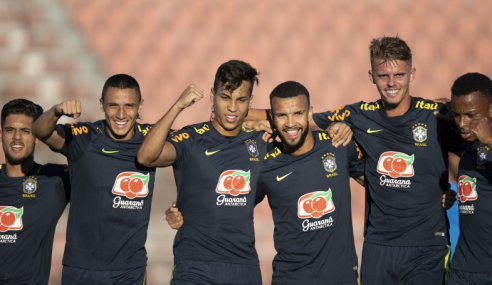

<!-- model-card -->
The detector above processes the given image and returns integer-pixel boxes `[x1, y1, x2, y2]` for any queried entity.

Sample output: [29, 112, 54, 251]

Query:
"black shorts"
[360, 242, 450, 285]
[171, 260, 262, 285]
[448, 268, 492, 285]
[62, 265, 146, 285]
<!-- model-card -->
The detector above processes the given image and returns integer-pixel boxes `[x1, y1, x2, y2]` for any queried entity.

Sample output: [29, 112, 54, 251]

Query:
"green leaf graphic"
[393, 154, 414, 166]
[311, 190, 332, 201]
[129, 173, 149, 185]
[1, 207, 23, 219]
[232, 171, 250, 183]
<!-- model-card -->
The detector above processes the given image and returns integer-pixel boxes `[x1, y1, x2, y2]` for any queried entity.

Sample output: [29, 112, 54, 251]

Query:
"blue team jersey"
[259, 132, 364, 284]
[0, 163, 69, 285]
[313, 97, 462, 246]
[58, 120, 155, 270]
[167, 122, 268, 266]
[452, 141, 492, 273]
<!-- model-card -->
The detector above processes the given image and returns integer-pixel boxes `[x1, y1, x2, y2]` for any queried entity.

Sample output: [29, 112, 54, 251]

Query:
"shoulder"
[412, 97, 440, 112]
[62, 121, 100, 137]
[135, 122, 153, 137]
[34, 163, 67, 177]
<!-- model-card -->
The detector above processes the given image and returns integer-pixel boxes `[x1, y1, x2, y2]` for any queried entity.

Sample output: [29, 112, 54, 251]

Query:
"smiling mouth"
[284, 129, 300, 139]
[114, 120, 128, 127]
[225, 115, 237, 123]
[10, 143, 24, 152]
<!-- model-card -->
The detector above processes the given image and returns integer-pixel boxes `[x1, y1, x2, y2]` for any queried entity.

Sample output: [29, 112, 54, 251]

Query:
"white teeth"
[115, 121, 126, 125]
[286, 130, 298, 134]
[387, 90, 399, 94]
[226, 116, 236, 119]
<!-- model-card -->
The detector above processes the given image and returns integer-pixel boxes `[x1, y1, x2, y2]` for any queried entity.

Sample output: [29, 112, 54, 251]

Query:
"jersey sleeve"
[58, 122, 93, 160]
[346, 140, 365, 178]
[435, 104, 463, 156]
[312, 103, 358, 130]
[166, 127, 195, 168]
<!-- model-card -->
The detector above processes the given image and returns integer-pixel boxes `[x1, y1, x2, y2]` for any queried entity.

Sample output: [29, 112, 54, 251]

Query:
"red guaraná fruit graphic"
[298, 190, 335, 219]
[112, 172, 150, 199]
[0, 206, 23, 232]
[216, 170, 251, 196]
[458, 175, 477, 203]
[377, 151, 415, 178]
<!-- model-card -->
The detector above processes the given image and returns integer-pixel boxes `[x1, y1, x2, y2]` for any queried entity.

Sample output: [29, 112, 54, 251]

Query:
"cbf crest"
[245, 139, 260, 161]
[23, 177, 37, 197]
[477, 146, 488, 165]
[412, 123, 428, 143]
[323, 155, 337, 173]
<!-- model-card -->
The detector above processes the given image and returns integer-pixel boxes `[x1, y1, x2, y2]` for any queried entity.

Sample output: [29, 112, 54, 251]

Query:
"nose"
[228, 100, 238, 112]
[116, 107, 126, 119]
[13, 129, 21, 140]
[458, 116, 468, 129]
[387, 75, 396, 87]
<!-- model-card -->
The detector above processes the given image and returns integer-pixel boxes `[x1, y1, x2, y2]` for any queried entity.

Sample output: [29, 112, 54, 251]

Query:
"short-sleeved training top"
[0, 163, 69, 285]
[313, 97, 462, 246]
[167, 122, 268, 265]
[58, 120, 155, 270]
[451, 140, 492, 273]
[259, 132, 364, 284]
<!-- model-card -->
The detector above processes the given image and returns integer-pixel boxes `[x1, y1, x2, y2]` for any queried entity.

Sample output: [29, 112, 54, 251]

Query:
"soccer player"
[244, 36, 461, 284]
[259, 81, 364, 284]
[312, 36, 463, 284]
[137, 60, 266, 284]
[33, 74, 154, 284]
[0, 99, 69, 285]
[448, 72, 492, 285]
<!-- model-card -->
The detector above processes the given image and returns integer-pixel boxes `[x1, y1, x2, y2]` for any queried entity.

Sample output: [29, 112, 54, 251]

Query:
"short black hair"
[451, 72, 492, 104]
[269, 81, 310, 107]
[213, 60, 259, 95]
[1, 99, 43, 128]
[101, 74, 141, 101]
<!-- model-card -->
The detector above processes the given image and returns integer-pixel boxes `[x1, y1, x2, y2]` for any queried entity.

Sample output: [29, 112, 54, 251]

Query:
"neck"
[212, 120, 241, 137]
[384, 95, 411, 117]
[286, 133, 315, 156]
[5, 157, 34, 177]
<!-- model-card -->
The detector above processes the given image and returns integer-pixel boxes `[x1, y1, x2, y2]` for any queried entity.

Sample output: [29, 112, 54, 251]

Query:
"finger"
[172, 202, 177, 208]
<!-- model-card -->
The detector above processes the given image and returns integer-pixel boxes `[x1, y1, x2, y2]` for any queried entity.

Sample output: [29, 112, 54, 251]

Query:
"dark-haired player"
[259, 81, 364, 284]
[33, 74, 154, 284]
[137, 60, 266, 284]
[448, 72, 492, 285]
[0, 99, 69, 284]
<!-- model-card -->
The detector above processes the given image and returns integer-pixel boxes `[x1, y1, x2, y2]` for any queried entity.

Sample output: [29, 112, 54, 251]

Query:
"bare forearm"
[33, 106, 60, 141]
[245, 108, 268, 121]
[137, 105, 182, 166]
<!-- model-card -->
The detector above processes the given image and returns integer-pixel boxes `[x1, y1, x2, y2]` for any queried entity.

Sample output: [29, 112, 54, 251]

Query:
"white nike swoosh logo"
[205, 149, 220, 156]
[276, 172, 293, 181]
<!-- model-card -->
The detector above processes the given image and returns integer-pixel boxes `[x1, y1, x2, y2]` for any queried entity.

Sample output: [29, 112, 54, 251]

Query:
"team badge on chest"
[245, 139, 259, 161]
[321, 153, 338, 178]
[477, 146, 488, 166]
[22, 177, 37, 198]
[412, 123, 427, 146]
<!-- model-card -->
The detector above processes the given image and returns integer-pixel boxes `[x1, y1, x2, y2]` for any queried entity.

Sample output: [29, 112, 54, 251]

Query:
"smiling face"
[210, 80, 252, 136]
[271, 94, 314, 155]
[100, 87, 143, 141]
[0, 114, 37, 165]
[451, 91, 492, 142]
[369, 58, 416, 116]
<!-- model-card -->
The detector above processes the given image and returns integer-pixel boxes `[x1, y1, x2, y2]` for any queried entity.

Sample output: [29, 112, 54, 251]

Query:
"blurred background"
[0, 0, 490, 284]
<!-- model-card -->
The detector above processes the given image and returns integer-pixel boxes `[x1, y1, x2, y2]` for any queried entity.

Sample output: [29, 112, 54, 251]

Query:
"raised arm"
[137, 85, 203, 168]
[33, 99, 82, 151]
